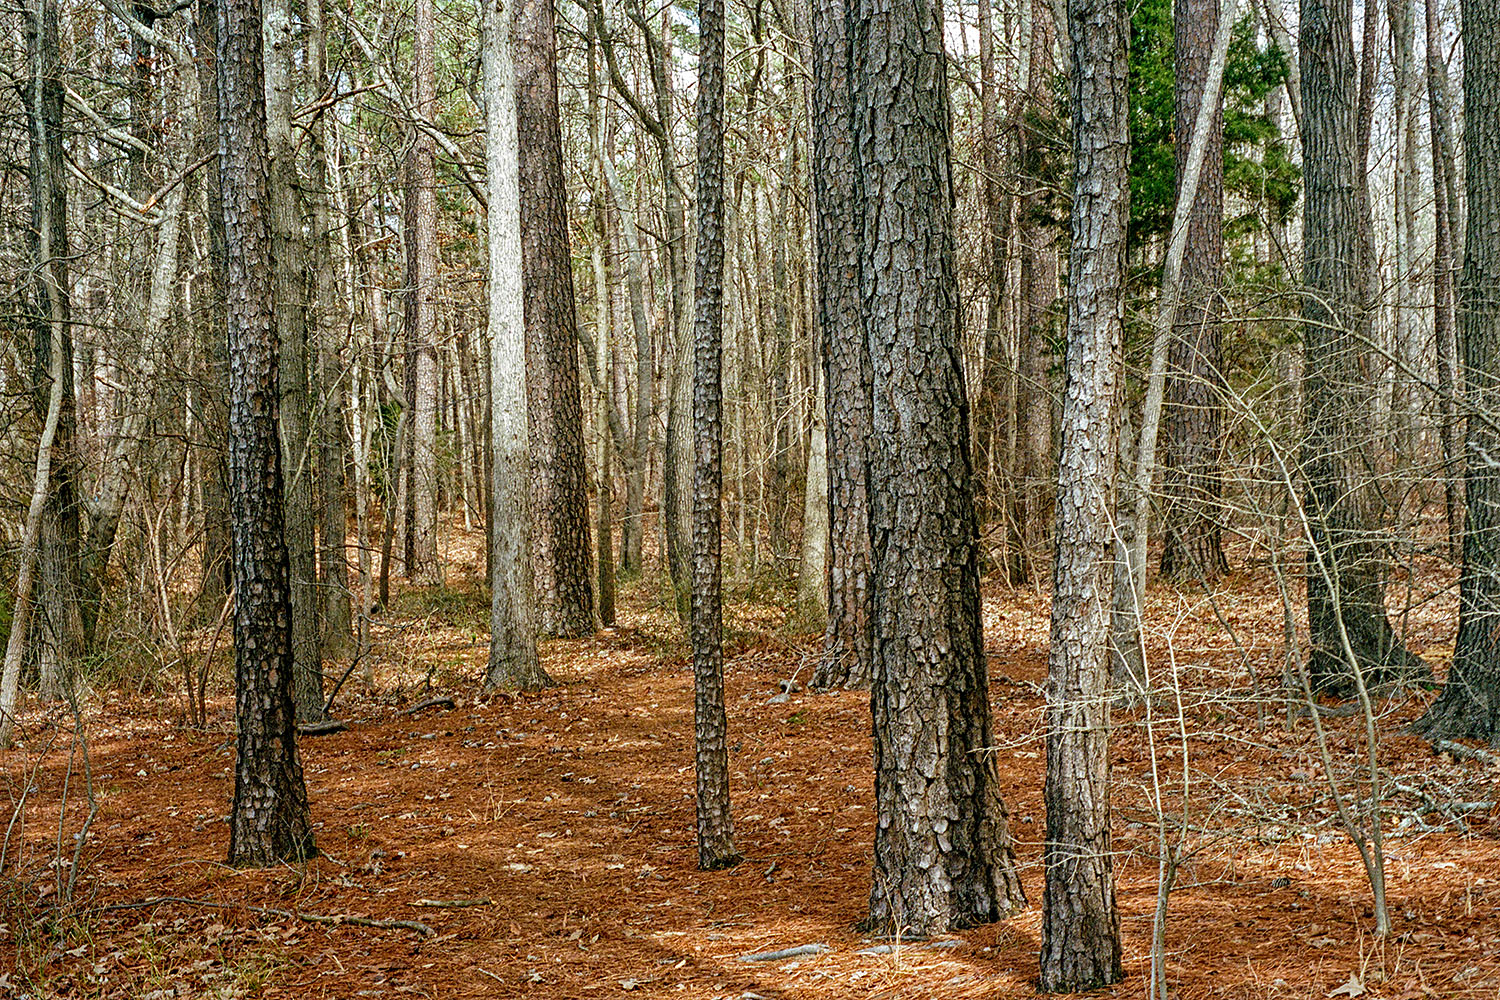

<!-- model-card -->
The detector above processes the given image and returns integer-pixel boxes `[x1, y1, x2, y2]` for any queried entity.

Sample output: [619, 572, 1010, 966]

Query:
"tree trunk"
[809, 0, 872, 689]
[483, 0, 551, 691]
[308, 0, 354, 662]
[852, 0, 1026, 934]
[795, 370, 830, 627]
[0, 18, 72, 739]
[1040, 0, 1128, 986]
[195, 0, 232, 620]
[1299, 0, 1424, 693]
[1387, 0, 1420, 463]
[220, 0, 316, 865]
[1414, 0, 1500, 744]
[1015, 0, 1059, 584]
[407, 0, 443, 586]
[516, 0, 597, 637]
[27, 0, 86, 703]
[1160, 0, 1228, 583]
[689, 0, 740, 871]
[972, 0, 1013, 546]
[1427, 0, 1463, 559]
[265, 0, 324, 720]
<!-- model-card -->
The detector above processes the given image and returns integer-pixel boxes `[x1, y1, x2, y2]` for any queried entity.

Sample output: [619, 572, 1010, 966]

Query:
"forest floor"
[2, 527, 1499, 999]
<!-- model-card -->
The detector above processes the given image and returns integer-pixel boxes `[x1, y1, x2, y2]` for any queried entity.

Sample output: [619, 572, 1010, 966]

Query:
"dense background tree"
[1298, 0, 1424, 693]
[1159, 0, 1228, 582]
[1416, 0, 1500, 744]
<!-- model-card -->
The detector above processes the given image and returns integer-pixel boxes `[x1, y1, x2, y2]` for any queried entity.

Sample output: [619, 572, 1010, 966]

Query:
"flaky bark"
[1040, 0, 1128, 986]
[689, 0, 739, 870]
[220, 0, 315, 866]
[853, 0, 1025, 935]
[809, 0, 872, 689]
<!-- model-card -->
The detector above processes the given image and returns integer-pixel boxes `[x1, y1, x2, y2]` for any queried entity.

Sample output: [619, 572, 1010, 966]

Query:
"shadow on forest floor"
[1, 525, 1498, 999]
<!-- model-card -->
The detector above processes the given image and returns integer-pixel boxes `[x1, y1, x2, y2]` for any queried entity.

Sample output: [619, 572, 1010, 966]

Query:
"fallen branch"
[93, 895, 436, 937]
[1431, 739, 1500, 767]
[415, 898, 493, 908]
[738, 943, 827, 962]
[403, 696, 456, 715]
[297, 720, 348, 736]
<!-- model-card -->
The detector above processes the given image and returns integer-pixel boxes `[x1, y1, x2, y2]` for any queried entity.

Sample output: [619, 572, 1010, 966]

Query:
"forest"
[1, 0, 1499, 994]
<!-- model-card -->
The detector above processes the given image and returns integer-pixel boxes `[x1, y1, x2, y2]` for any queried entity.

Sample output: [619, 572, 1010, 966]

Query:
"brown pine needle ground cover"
[2, 534, 1498, 999]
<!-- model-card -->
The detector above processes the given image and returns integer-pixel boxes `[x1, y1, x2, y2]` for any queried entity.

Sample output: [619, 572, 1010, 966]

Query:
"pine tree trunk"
[1040, 0, 1128, 986]
[1414, 0, 1500, 744]
[972, 0, 1013, 546]
[809, 0, 872, 689]
[853, 0, 1025, 934]
[220, 0, 316, 865]
[516, 0, 597, 637]
[689, 0, 739, 870]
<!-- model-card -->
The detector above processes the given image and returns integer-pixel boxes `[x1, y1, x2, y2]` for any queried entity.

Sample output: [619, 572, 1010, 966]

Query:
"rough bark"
[1414, 0, 1500, 744]
[1040, 0, 1128, 986]
[690, 0, 740, 870]
[853, 0, 1025, 934]
[220, 0, 316, 865]
[516, 0, 597, 637]
[1299, 0, 1425, 693]
[1160, 0, 1228, 583]
[483, 0, 551, 692]
[809, 0, 872, 689]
